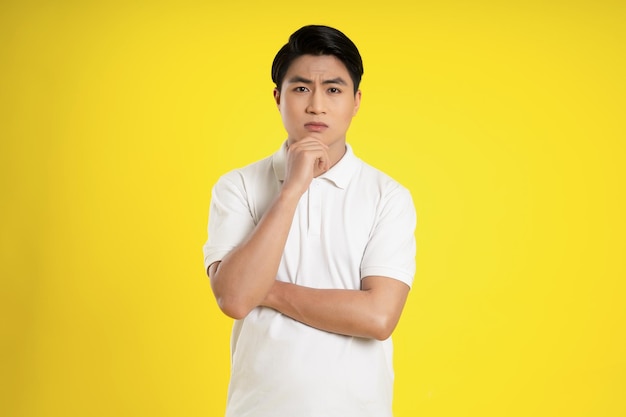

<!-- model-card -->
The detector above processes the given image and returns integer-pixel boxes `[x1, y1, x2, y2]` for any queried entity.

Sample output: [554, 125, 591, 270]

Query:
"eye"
[294, 86, 309, 92]
[328, 87, 341, 94]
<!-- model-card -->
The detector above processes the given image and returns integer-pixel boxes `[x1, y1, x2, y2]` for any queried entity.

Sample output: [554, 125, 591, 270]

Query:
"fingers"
[283, 138, 330, 196]
[288, 138, 329, 154]
[289, 138, 330, 174]
[316, 154, 329, 172]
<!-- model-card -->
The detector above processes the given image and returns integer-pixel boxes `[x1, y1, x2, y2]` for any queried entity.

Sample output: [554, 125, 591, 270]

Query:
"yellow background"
[2, 1, 625, 416]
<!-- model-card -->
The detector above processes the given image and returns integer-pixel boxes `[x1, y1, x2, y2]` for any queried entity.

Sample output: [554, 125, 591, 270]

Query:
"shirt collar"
[272, 141, 358, 190]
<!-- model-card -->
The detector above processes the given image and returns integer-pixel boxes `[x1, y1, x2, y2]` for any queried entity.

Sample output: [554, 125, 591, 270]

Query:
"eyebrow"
[287, 76, 348, 86]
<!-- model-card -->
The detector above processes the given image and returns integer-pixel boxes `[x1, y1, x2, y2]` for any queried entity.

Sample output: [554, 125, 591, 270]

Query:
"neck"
[327, 142, 347, 169]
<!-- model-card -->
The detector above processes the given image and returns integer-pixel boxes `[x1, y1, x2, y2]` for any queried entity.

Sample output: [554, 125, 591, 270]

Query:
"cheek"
[282, 109, 297, 125]
[279, 103, 291, 118]
[339, 99, 357, 118]
[341, 106, 356, 121]
[282, 102, 298, 118]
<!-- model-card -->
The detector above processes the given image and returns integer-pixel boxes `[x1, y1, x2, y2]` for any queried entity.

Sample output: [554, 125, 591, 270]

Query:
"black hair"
[271, 25, 363, 94]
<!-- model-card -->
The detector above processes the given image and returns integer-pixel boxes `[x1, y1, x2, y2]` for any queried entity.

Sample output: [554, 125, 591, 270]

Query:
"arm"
[260, 178, 416, 340]
[260, 276, 410, 340]
[208, 138, 330, 319]
[208, 192, 299, 319]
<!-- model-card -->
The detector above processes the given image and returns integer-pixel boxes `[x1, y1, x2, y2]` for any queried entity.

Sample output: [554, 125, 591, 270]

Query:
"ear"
[273, 88, 281, 107]
[352, 90, 362, 116]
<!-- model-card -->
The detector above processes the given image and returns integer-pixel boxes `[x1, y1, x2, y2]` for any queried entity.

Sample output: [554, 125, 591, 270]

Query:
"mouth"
[305, 122, 328, 132]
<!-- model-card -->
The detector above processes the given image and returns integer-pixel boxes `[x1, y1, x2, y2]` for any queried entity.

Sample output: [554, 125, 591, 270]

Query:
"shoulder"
[214, 153, 275, 192]
[211, 152, 282, 222]
[352, 157, 413, 204]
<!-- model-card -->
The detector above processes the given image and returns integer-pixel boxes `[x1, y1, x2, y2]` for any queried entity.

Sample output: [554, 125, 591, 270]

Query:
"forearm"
[261, 278, 409, 340]
[210, 189, 300, 319]
[209, 138, 331, 319]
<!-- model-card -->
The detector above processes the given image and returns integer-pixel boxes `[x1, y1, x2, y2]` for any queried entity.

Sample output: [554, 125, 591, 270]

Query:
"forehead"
[284, 54, 352, 84]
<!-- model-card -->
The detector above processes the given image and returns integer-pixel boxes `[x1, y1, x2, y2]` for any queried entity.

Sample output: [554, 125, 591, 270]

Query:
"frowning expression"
[274, 54, 361, 157]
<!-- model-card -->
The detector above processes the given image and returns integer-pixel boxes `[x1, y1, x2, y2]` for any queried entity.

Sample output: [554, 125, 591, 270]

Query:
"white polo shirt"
[203, 142, 416, 417]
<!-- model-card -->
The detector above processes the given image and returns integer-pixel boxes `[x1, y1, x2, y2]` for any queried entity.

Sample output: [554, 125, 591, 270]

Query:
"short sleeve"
[203, 173, 256, 270]
[360, 185, 417, 287]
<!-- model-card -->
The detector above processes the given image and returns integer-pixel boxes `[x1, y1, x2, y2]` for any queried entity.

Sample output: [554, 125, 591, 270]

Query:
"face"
[274, 54, 361, 158]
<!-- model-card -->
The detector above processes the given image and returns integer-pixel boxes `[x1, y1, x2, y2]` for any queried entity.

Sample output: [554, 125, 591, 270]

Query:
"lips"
[305, 122, 328, 132]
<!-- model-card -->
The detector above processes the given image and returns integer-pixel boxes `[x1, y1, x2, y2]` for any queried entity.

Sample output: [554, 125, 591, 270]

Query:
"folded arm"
[208, 190, 299, 319]
[208, 138, 330, 319]
[260, 275, 410, 340]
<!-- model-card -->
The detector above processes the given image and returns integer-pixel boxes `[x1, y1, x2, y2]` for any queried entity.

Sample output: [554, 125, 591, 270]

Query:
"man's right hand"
[282, 138, 330, 197]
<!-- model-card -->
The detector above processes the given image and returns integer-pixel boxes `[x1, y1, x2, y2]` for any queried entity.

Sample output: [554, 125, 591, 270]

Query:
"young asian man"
[203, 25, 416, 417]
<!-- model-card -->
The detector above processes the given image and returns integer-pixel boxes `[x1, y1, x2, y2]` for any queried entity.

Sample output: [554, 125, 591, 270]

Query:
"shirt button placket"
[308, 180, 322, 237]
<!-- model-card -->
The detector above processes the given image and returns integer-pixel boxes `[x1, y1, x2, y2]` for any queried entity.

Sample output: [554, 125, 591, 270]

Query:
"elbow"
[371, 327, 394, 342]
[216, 295, 254, 320]
[369, 315, 398, 341]
[209, 265, 255, 320]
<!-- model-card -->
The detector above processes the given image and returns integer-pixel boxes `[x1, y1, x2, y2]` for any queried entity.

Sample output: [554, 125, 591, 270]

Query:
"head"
[271, 26, 364, 161]
[271, 25, 364, 95]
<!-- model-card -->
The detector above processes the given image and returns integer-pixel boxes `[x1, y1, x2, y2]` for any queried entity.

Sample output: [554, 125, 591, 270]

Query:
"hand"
[282, 138, 329, 197]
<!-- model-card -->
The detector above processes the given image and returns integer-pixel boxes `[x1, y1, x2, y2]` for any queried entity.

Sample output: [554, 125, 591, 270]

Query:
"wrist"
[278, 185, 304, 205]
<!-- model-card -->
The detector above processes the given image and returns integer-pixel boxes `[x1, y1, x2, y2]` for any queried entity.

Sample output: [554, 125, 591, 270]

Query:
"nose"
[306, 89, 326, 114]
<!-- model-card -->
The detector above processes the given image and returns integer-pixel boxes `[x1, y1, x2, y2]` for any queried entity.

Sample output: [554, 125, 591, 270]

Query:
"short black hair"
[271, 25, 364, 94]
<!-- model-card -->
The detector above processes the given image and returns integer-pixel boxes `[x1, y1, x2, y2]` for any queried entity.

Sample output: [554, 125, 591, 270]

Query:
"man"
[203, 25, 416, 417]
